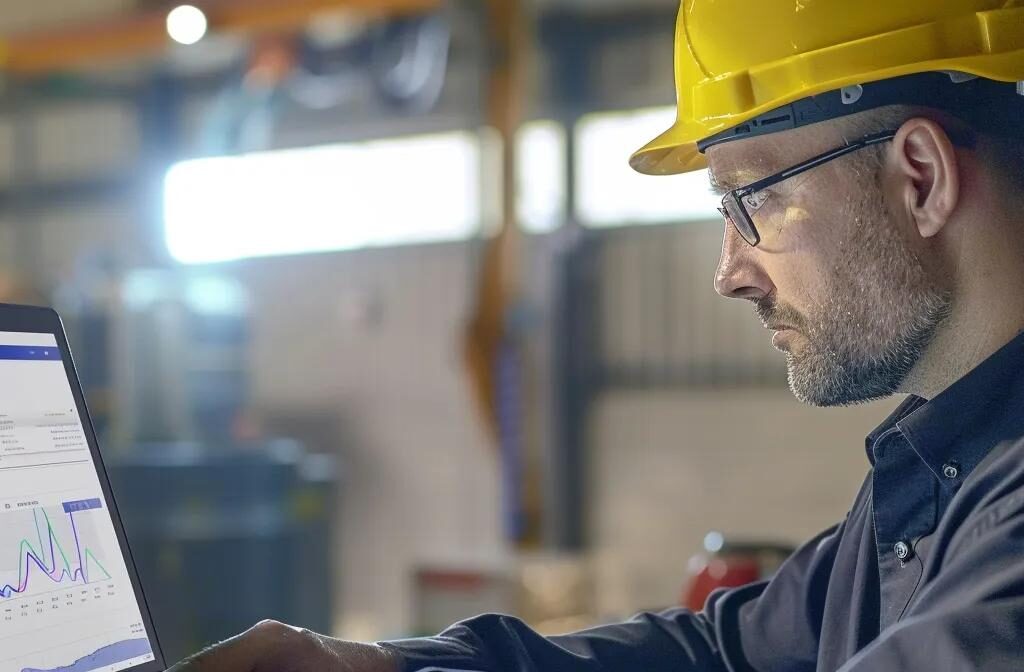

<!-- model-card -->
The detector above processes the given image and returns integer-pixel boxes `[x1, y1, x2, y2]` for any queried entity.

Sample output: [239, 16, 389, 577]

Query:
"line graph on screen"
[1, 500, 113, 601]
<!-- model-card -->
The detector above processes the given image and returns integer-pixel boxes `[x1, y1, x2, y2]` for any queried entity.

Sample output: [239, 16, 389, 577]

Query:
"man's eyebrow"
[708, 165, 773, 195]
[708, 173, 743, 195]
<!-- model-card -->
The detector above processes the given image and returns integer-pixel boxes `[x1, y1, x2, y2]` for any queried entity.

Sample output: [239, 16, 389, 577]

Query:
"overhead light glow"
[167, 5, 208, 46]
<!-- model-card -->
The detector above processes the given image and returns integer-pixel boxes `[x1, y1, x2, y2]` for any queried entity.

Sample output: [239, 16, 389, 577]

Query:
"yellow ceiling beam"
[0, 0, 440, 76]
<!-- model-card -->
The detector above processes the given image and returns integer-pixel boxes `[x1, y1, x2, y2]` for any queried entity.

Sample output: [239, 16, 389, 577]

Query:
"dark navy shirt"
[382, 331, 1024, 671]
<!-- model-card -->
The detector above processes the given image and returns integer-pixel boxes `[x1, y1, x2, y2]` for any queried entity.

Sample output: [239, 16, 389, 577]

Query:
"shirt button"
[894, 541, 911, 561]
[942, 462, 960, 480]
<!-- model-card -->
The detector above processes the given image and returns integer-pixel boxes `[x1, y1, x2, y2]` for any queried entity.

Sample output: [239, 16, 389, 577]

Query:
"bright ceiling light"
[166, 5, 208, 46]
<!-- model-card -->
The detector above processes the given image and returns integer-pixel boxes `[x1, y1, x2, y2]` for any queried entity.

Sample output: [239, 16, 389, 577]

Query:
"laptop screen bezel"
[0, 303, 167, 672]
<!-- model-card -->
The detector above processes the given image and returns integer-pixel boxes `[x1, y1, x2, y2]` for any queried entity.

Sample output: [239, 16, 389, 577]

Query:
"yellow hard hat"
[630, 0, 1024, 176]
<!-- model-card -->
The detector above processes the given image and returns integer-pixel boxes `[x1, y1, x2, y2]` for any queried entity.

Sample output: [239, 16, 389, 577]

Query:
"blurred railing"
[563, 222, 787, 391]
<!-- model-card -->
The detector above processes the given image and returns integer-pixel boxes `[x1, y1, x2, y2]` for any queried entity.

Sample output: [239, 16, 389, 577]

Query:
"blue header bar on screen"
[0, 346, 61, 361]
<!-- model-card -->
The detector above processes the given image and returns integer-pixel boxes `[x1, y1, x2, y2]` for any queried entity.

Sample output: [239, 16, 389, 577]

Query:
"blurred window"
[575, 106, 720, 227]
[164, 131, 481, 264]
[517, 120, 567, 234]
[164, 109, 719, 264]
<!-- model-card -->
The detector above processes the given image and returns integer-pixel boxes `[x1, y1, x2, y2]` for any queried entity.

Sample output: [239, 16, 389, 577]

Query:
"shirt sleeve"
[380, 524, 844, 672]
[838, 470, 1024, 671]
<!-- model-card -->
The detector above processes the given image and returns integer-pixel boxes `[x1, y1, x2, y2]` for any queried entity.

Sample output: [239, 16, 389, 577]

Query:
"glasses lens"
[723, 194, 760, 247]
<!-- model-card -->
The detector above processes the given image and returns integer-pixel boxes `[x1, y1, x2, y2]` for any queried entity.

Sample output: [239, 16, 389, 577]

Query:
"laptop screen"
[0, 331, 157, 672]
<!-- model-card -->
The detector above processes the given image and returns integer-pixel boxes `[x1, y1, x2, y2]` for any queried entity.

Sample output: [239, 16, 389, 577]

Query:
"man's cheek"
[764, 206, 828, 258]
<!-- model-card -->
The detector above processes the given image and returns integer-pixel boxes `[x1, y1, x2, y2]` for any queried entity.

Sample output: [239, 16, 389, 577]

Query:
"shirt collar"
[864, 329, 1024, 485]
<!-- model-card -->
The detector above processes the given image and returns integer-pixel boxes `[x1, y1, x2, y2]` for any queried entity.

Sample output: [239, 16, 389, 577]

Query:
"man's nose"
[714, 224, 771, 300]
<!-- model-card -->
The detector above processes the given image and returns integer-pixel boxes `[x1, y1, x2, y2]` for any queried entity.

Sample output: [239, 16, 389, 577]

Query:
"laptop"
[0, 304, 165, 672]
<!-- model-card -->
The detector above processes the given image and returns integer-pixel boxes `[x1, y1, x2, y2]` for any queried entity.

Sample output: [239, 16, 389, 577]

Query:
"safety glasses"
[717, 130, 898, 247]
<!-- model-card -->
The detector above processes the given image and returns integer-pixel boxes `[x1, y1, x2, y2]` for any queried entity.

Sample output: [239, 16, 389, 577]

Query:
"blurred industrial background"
[0, 0, 900, 662]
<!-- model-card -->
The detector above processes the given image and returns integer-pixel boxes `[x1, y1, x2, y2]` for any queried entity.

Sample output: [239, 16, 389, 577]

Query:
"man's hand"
[166, 620, 403, 672]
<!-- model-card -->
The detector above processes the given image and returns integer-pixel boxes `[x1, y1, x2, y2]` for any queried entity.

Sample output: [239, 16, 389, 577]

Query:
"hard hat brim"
[630, 63, 1024, 177]
[629, 122, 707, 176]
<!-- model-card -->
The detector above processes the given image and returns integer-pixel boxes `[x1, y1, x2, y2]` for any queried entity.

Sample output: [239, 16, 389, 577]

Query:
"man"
[170, 1, 1024, 670]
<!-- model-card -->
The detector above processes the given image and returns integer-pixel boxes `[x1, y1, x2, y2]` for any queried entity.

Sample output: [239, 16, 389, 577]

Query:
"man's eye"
[741, 190, 771, 213]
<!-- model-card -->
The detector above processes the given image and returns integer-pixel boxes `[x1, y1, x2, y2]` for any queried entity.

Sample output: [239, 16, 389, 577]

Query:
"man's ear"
[891, 118, 961, 239]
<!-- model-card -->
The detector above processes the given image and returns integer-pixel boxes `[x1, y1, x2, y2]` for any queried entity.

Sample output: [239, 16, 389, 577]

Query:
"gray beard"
[784, 288, 952, 407]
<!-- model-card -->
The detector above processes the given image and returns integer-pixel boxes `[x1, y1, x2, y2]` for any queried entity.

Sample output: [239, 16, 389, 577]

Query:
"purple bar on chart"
[61, 499, 103, 514]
